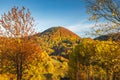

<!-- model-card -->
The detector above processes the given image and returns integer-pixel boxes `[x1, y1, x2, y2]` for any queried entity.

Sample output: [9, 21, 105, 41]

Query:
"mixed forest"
[0, 0, 120, 80]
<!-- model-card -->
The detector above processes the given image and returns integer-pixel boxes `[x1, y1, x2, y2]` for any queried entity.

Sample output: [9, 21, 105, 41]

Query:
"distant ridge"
[94, 32, 120, 41]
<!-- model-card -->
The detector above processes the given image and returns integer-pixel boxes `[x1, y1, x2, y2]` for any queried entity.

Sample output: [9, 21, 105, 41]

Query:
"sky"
[0, 0, 93, 37]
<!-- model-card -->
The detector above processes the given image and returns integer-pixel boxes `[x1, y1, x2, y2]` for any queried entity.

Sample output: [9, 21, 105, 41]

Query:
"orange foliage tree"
[0, 6, 42, 80]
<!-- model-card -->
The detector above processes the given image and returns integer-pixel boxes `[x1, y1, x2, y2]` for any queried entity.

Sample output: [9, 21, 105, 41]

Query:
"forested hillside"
[38, 27, 81, 58]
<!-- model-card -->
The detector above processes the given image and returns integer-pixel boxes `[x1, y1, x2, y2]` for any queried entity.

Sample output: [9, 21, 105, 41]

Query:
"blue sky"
[0, 0, 93, 37]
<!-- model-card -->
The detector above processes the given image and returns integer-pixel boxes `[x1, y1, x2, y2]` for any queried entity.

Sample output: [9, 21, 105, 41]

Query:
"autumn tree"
[0, 6, 35, 37]
[86, 0, 120, 36]
[0, 6, 42, 80]
[95, 40, 120, 80]
[69, 38, 96, 80]
[69, 39, 120, 80]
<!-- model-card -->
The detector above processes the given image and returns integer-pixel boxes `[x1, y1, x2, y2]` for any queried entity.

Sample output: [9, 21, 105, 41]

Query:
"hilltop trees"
[0, 6, 42, 80]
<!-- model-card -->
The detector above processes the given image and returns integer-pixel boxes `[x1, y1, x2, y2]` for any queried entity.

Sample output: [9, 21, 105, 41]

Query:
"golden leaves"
[69, 38, 120, 80]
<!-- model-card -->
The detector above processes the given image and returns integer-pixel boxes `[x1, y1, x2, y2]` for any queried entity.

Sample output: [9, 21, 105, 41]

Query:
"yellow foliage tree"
[69, 39, 120, 80]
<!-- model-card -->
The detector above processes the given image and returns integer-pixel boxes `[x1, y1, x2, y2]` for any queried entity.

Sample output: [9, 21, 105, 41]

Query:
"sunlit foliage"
[69, 38, 120, 80]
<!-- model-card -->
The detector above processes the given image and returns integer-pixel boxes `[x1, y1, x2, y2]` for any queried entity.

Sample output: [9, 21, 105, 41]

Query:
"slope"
[40, 26, 80, 41]
[38, 26, 81, 58]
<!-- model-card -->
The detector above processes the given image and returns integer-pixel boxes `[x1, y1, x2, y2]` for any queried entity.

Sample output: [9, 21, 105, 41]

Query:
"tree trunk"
[17, 63, 20, 80]
[105, 70, 109, 80]
[16, 54, 23, 80]
[92, 66, 95, 80]
[20, 54, 23, 80]
[113, 72, 117, 80]
[76, 61, 79, 80]
[16, 53, 20, 80]
[87, 65, 90, 80]
[100, 72, 103, 80]
[109, 70, 113, 80]
[0, 58, 3, 74]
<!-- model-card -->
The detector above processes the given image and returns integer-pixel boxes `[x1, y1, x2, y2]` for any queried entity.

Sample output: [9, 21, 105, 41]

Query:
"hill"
[32, 26, 81, 79]
[40, 26, 80, 41]
[37, 26, 81, 58]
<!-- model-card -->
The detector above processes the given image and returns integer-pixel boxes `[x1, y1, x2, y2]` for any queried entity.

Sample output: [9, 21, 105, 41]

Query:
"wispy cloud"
[66, 20, 95, 37]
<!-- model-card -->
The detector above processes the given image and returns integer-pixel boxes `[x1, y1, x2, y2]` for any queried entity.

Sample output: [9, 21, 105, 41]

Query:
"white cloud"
[66, 20, 95, 37]
[68, 19, 93, 31]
